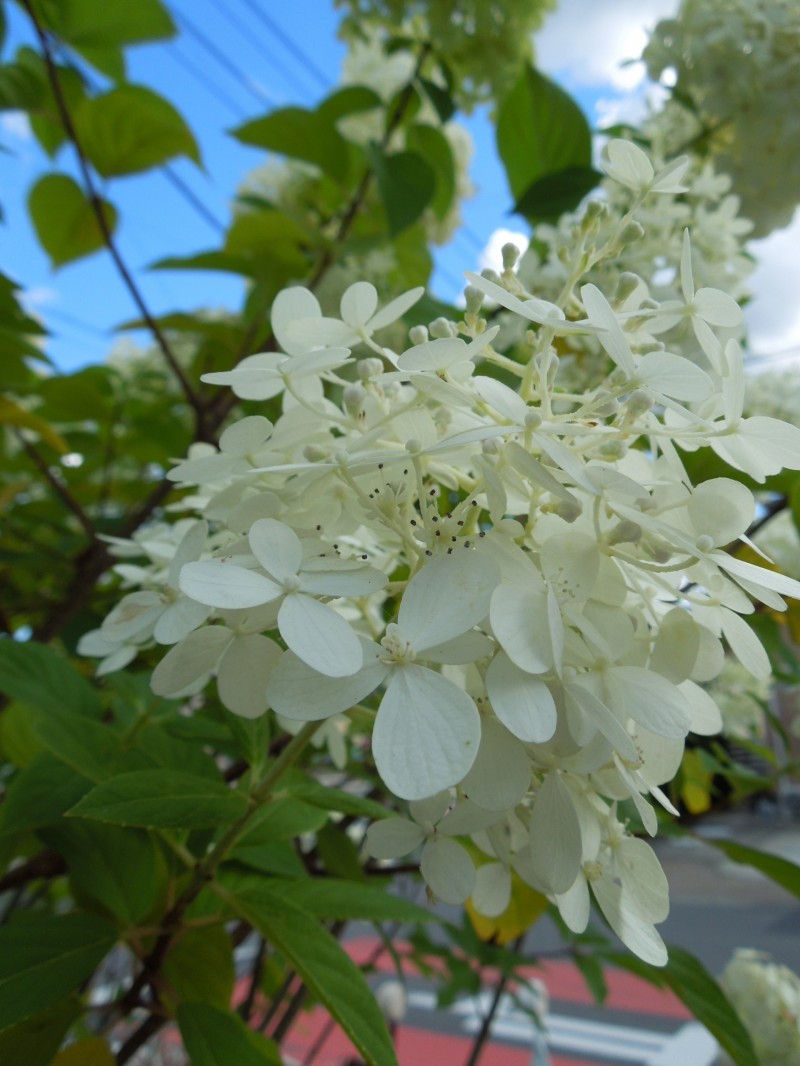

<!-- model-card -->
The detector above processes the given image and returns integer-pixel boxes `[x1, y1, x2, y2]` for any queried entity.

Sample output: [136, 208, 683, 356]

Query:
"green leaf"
[178, 1003, 281, 1065]
[35, 713, 148, 783]
[28, 173, 117, 268]
[496, 64, 592, 205]
[317, 821, 366, 881]
[40, 822, 165, 924]
[67, 770, 249, 828]
[231, 840, 308, 878]
[0, 912, 116, 1030]
[0, 396, 69, 453]
[227, 890, 397, 1066]
[162, 926, 234, 1009]
[368, 145, 436, 236]
[0, 701, 43, 768]
[232, 106, 350, 184]
[418, 78, 455, 123]
[224, 210, 314, 276]
[74, 85, 200, 177]
[0, 641, 101, 719]
[261, 878, 434, 924]
[317, 85, 382, 124]
[609, 946, 758, 1066]
[514, 165, 603, 223]
[282, 770, 390, 820]
[406, 124, 455, 221]
[789, 478, 800, 537]
[0, 997, 80, 1063]
[36, 0, 175, 48]
[0, 753, 92, 837]
[52, 1036, 115, 1065]
[573, 952, 608, 1005]
[663, 947, 758, 1066]
[237, 797, 328, 844]
[700, 837, 800, 899]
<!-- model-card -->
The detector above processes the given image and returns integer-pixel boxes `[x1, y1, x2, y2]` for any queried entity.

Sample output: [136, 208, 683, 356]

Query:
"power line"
[211, 1, 314, 99]
[238, 0, 332, 92]
[171, 5, 274, 107]
[161, 165, 226, 236]
[168, 41, 250, 120]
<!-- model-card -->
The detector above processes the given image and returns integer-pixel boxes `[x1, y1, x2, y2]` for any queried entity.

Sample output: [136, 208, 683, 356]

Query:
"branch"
[463, 935, 524, 1066]
[14, 429, 98, 542]
[21, 0, 204, 416]
[0, 850, 66, 893]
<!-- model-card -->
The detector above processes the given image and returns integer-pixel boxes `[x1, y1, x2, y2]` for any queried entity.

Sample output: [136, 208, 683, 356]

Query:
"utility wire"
[172, 5, 274, 106]
[238, 0, 332, 92]
[212, 0, 313, 99]
[168, 41, 249, 120]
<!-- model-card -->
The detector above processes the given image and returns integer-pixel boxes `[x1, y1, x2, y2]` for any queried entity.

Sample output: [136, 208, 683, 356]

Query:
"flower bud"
[408, 324, 428, 346]
[303, 444, 328, 462]
[502, 242, 521, 270]
[464, 286, 484, 315]
[626, 389, 654, 415]
[620, 221, 645, 245]
[357, 357, 384, 380]
[607, 519, 642, 545]
[343, 384, 366, 416]
[430, 316, 455, 339]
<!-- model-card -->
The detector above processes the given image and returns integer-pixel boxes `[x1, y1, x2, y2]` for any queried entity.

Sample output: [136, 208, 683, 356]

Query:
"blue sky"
[2, 0, 798, 373]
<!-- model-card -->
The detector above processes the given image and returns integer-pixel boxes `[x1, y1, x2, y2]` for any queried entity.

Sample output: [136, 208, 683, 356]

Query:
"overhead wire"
[211, 0, 316, 100]
[238, 0, 332, 93]
[167, 41, 250, 120]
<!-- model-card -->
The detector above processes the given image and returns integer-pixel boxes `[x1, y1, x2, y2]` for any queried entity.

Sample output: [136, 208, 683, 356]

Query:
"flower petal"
[421, 837, 475, 904]
[398, 551, 498, 653]
[180, 560, 282, 610]
[278, 594, 362, 677]
[461, 716, 531, 810]
[249, 518, 302, 583]
[217, 633, 281, 718]
[373, 665, 480, 800]
[266, 640, 388, 720]
[486, 653, 557, 743]
[365, 817, 425, 860]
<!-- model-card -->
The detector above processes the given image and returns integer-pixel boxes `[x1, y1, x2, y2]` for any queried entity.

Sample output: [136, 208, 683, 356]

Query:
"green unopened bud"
[343, 383, 366, 416]
[620, 221, 645, 245]
[552, 497, 583, 523]
[696, 534, 715, 553]
[408, 324, 428, 346]
[524, 410, 543, 429]
[481, 268, 502, 286]
[626, 389, 653, 415]
[357, 357, 384, 380]
[593, 391, 620, 418]
[607, 519, 642, 545]
[502, 242, 521, 270]
[303, 444, 328, 462]
[597, 439, 627, 460]
[464, 286, 484, 315]
[429, 316, 455, 339]
[615, 272, 642, 303]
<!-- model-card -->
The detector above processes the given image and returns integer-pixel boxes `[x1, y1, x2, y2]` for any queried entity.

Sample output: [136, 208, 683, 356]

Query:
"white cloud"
[21, 286, 60, 311]
[746, 209, 800, 360]
[1, 111, 32, 141]
[535, 0, 678, 91]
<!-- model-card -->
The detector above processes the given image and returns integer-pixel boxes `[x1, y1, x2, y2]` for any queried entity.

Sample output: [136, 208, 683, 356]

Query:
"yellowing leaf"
[466, 869, 547, 945]
[0, 397, 68, 453]
[52, 1037, 114, 1065]
[681, 749, 712, 815]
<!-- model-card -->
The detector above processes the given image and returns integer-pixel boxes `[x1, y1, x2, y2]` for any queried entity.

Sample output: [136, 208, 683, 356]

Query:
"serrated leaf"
[0, 397, 68, 453]
[609, 945, 758, 1066]
[28, 173, 117, 268]
[232, 106, 350, 184]
[234, 876, 433, 924]
[67, 770, 248, 828]
[40, 822, 165, 924]
[514, 165, 602, 223]
[0, 753, 93, 836]
[0, 641, 101, 718]
[0, 997, 80, 1063]
[178, 1003, 281, 1065]
[52, 1036, 115, 1065]
[162, 926, 234, 1010]
[227, 890, 397, 1066]
[368, 145, 435, 236]
[0, 913, 116, 1030]
[406, 124, 455, 221]
[74, 85, 200, 177]
[497, 64, 592, 204]
[700, 837, 800, 899]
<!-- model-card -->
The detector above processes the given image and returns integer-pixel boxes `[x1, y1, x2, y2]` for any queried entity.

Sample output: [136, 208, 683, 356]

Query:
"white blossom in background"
[721, 950, 800, 1066]
[83, 139, 800, 965]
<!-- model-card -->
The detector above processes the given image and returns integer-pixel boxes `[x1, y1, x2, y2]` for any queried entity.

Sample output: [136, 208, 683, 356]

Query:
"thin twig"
[14, 430, 98, 541]
[238, 937, 267, 1021]
[21, 0, 204, 417]
[463, 935, 525, 1066]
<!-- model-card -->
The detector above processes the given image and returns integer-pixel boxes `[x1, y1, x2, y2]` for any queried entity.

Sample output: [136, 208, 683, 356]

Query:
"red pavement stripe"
[282, 1004, 603, 1066]
[345, 937, 690, 1021]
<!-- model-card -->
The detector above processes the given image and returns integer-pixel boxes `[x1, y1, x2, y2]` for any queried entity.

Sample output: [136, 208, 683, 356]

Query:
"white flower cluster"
[643, 0, 800, 237]
[721, 950, 800, 1066]
[82, 141, 800, 966]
